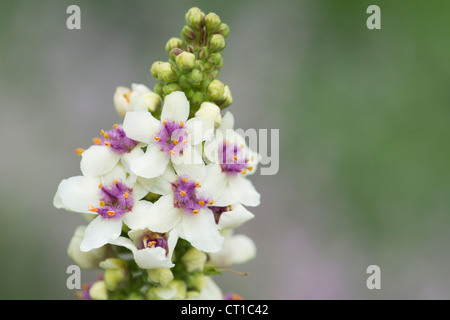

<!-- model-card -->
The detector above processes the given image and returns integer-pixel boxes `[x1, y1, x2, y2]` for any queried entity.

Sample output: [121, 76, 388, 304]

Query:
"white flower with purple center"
[122, 91, 213, 179]
[54, 165, 151, 252]
[112, 229, 178, 269]
[114, 83, 162, 117]
[204, 112, 260, 207]
[210, 203, 255, 230]
[135, 163, 226, 253]
[79, 124, 144, 178]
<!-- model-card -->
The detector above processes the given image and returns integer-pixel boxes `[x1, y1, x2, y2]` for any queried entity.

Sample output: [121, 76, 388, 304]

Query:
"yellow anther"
[98, 183, 103, 189]
[248, 166, 254, 171]
[75, 148, 85, 156]
[124, 192, 129, 199]
[208, 200, 214, 205]
[101, 130, 106, 136]
[196, 181, 201, 188]
[183, 177, 189, 182]
[241, 144, 245, 149]
[225, 140, 230, 145]
[148, 241, 156, 248]
[162, 120, 167, 125]
[233, 156, 238, 161]
[93, 138, 102, 145]
[182, 139, 188, 144]
[113, 179, 118, 184]
[113, 123, 118, 129]
[104, 141, 111, 147]
[88, 205, 98, 213]
[180, 191, 186, 197]
[199, 200, 205, 206]
[99, 201, 105, 207]
[192, 209, 199, 214]
[241, 169, 247, 175]
[154, 136, 160, 141]
[169, 150, 176, 156]
[107, 211, 115, 216]
[173, 140, 179, 145]
[179, 121, 185, 127]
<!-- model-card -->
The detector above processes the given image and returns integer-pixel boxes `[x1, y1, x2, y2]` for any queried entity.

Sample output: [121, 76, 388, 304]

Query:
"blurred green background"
[1, 0, 449, 299]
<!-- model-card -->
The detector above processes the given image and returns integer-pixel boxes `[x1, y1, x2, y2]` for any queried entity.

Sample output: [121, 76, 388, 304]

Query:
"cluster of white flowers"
[54, 84, 259, 300]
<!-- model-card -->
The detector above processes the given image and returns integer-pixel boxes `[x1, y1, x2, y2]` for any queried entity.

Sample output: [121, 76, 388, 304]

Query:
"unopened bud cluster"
[152, 7, 232, 116]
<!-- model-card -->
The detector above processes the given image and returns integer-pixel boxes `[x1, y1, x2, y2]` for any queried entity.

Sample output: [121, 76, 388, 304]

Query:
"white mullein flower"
[204, 111, 261, 207]
[122, 91, 214, 179]
[53, 164, 152, 252]
[114, 83, 162, 117]
[111, 229, 178, 269]
[208, 230, 257, 268]
[134, 162, 227, 253]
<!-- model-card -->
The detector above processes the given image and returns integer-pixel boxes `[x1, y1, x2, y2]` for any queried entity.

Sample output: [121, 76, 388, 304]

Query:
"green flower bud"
[141, 91, 162, 112]
[208, 53, 222, 66]
[206, 79, 225, 100]
[188, 12, 205, 30]
[185, 7, 203, 25]
[163, 83, 181, 96]
[154, 82, 164, 96]
[187, 69, 203, 87]
[219, 84, 233, 109]
[100, 258, 130, 291]
[195, 102, 222, 126]
[147, 268, 174, 288]
[169, 280, 187, 300]
[205, 13, 221, 32]
[89, 281, 108, 300]
[181, 247, 207, 272]
[169, 47, 183, 61]
[165, 37, 184, 54]
[190, 91, 204, 110]
[216, 23, 230, 38]
[126, 292, 145, 300]
[175, 51, 196, 72]
[181, 25, 197, 42]
[198, 47, 210, 61]
[153, 62, 178, 82]
[146, 287, 164, 300]
[186, 291, 201, 299]
[178, 75, 191, 90]
[193, 274, 208, 291]
[209, 34, 226, 52]
[67, 226, 114, 269]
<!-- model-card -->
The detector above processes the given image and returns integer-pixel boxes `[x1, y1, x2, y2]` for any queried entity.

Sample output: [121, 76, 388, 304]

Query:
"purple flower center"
[89, 180, 134, 219]
[219, 141, 249, 175]
[172, 175, 211, 215]
[138, 231, 169, 255]
[210, 205, 232, 224]
[94, 124, 138, 154]
[154, 120, 189, 156]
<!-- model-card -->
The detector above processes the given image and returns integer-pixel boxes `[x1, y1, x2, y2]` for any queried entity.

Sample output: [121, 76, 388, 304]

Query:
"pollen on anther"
[199, 200, 205, 206]
[113, 180, 118, 184]
[180, 191, 186, 197]
[196, 181, 201, 188]
[107, 211, 115, 216]
[162, 120, 167, 125]
[225, 140, 231, 145]
[248, 166, 254, 171]
[179, 121, 185, 127]
[113, 124, 118, 129]
[154, 136, 161, 141]
[101, 130, 106, 136]
[75, 148, 85, 156]
[183, 177, 189, 182]
[241, 169, 247, 175]
[98, 183, 103, 189]
[104, 141, 111, 147]
[173, 140, 179, 145]
[124, 192, 129, 199]
[208, 200, 214, 205]
[93, 138, 102, 145]
[233, 156, 238, 161]
[192, 209, 199, 214]
[88, 205, 98, 213]
[182, 139, 188, 144]
[169, 150, 176, 156]
[99, 201, 105, 207]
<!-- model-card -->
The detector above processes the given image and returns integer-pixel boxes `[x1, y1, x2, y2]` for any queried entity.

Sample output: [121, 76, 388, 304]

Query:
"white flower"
[134, 162, 226, 253]
[114, 83, 161, 117]
[208, 231, 256, 268]
[195, 102, 222, 127]
[211, 203, 255, 230]
[79, 123, 144, 178]
[54, 164, 152, 252]
[111, 229, 178, 270]
[122, 91, 214, 179]
[204, 111, 261, 207]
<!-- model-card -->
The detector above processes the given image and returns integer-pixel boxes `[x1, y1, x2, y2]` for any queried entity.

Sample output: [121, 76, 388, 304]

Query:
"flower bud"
[208, 53, 222, 66]
[181, 25, 197, 42]
[100, 258, 130, 291]
[169, 280, 187, 300]
[126, 293, 145, 300]
[187, 69, 203, 86]
[154, 82, 164, 96]
[209, 34, 226, 52]
[181, 247, 207, 272]
[67, 226, 114, 269]
[216, 23, 230, 38]
[193, 274, 208, 291]
[206, 79, 225, 100]
[187, 291, 201, 299]
[165, 37, 184, 54]
[163, 83, 181, 96]
[153, 62, 178, 82]
[89, 280, 108, 300]
[139, 91, 162, 112]
[205, 13, 221, 32]
[113, 86, 132, 117]
[175, 51, 196, 72]
[188, 12, 205, 30]
[147, 268, 174, 288]
[190, 91, 204, 109]
[198, 47, 210, 61]
[218, 84, 233, 109]
[185, 7, 203, 25]
[195, 102, 222, 126]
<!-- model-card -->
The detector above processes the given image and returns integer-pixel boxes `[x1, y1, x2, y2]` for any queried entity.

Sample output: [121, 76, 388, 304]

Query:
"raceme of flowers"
[54, 7, 260, 300]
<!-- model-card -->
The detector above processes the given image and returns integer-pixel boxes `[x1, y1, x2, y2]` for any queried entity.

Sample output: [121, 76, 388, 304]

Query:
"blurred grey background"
[1, 0, 449, 299]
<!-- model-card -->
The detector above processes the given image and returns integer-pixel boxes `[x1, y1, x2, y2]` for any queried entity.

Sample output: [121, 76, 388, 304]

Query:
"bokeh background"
[1, 0, 449, 299]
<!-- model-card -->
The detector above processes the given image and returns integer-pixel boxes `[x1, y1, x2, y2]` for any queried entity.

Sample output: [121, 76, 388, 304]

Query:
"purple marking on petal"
[155, 120, 189, 155]
[100, 125, 139, 154]
[210, 205, 232, 224]
[171, 175, 211, 214]
[138, 231, 169, 256]
[219, 141, 248, 175]
[97, 181, 133, 219]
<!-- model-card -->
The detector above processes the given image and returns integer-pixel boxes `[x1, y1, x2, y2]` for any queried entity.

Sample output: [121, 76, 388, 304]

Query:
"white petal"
[208, 234, 256, 267]
[161, 91, 190, 122]
[228, 176, 260, 207]
[201, 164, 227, 201]
[180, 209, 223, 253]
[172, 146, 205, 181]
[199, 277, 223, 300]
[219, 111, 235, 132]
[123, 200, 153, 230]
[80, 145, 121, 177]
[111, 236, 136, 252]
[120, 146, 144, 173]
[217, 204, 255, 230]
[57, 176, 100, 214]
[146, 194, 182, 232]
[123, 111, 160, 144]
[130, 145, 170, 179]
[212, 183, 237, 207]
[203, 136, 220, 164]
[53, 190, 63, 209]
[137, 165, 176, 195]
[134, 247, 174, 269]
[80, 216, 123, 252]
[185, 116, 214, 145]
[99, 163, 128, 187]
